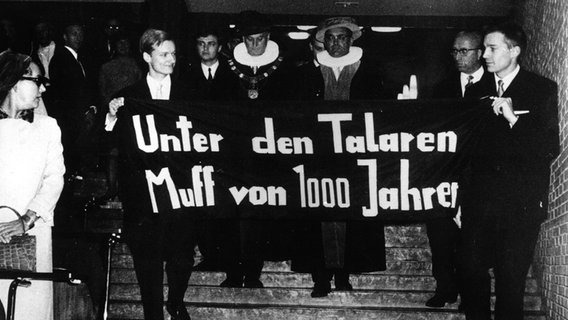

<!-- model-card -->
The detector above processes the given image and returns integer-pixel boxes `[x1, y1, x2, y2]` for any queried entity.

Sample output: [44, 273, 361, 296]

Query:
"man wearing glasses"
[426, 30, 493, 309]
[291, 17, 389, 299]
[434, 31, 492, 99]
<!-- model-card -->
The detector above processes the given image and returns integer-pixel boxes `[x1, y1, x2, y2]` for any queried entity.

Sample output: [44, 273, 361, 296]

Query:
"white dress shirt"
[146, 74, 172, 100]
[201, 60, 219, 80]
[460, 66, 485, 97]
[37, 41, 55, 79]
[494, 65, 521, 93]
[105, 74, 173, 130]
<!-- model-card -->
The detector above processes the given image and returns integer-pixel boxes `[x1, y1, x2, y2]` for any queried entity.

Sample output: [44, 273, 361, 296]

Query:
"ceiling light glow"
[371, 26, 402, 32]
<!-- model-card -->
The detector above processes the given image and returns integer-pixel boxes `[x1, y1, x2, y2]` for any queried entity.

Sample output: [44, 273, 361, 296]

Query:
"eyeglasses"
[324, 34, 351, 42]
[450, 48, 480, 56]
[21, 76, 50, 88]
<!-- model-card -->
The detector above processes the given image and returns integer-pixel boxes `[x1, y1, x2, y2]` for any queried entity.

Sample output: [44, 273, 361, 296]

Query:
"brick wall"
[517, 1, 568, 319]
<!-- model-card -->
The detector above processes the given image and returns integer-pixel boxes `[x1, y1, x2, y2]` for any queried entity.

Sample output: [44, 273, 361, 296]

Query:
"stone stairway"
[101, 219, 546, 320]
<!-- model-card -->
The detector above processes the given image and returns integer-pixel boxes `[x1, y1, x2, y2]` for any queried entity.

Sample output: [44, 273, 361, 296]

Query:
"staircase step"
[110, 269, 538, 293]
[111, 247, 432, 269]
[107, 303, 547, 320]
[385, 225, 429, 248]
[109, 286, 543, 311]
[110, 225, 428, 254]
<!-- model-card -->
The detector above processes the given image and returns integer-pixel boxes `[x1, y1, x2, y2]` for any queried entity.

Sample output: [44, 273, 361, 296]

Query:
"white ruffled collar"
[233, 40, 280, 68]
[317, 47, 363, 68]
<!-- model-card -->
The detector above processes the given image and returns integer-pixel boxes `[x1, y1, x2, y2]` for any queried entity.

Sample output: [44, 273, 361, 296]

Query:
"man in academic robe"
[291, 17, 390, 298]
[226, 10, 289, 101]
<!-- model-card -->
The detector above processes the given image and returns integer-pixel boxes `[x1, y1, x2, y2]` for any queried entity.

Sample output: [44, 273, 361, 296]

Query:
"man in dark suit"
[182, 27, 239, 101]
[426, 30, 491, 308]
[48, 23, 96, 174]
[434, 31, 489, 99]
[291, 17, 389, 298]
[106, 29, 194, 320]
[179, 27, 239, 272]
[460, 22, 559, 320]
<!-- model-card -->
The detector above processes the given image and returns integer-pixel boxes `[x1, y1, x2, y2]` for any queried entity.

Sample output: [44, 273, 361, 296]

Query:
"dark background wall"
[0, 0, 512, 97]
[515, 1, 568, 319]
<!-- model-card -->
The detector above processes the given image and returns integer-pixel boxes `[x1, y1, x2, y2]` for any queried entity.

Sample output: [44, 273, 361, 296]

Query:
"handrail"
[0, 268, 81, 320]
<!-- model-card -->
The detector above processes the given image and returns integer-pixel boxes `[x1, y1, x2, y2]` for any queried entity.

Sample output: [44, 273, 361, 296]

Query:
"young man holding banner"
[106, 29, 194, 320]
[460, 22, 558, 320]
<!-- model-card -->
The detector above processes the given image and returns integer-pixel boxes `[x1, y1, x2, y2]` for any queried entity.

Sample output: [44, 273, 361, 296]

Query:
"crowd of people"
[0, 9, 559, 320]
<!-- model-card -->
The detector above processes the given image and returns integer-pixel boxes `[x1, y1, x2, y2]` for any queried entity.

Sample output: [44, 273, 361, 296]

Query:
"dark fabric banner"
[116, 98, 487, 222]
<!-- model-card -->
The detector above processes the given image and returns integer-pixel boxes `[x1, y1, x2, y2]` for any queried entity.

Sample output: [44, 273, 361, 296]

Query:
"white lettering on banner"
[252, 118, 314, 154]
[317, 113, 352, 153]
[145, 165, 216, 213]
[229, 186, 287, 205]
[358, 159, 459, 217]
[318, 113, 457, 154]
[293, 165, 350, 208]
[133, 115, 223, 153]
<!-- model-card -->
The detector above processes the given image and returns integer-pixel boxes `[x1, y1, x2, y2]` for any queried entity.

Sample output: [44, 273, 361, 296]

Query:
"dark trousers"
[126, 214, 197, 320]
[223, 219, 293, 282]
[311, 222, 350, 288]
[426, 217, 459, 296]
[312, 268, 349, 287]
[223, 220, 265, 282]
[459, 207, 540, 320]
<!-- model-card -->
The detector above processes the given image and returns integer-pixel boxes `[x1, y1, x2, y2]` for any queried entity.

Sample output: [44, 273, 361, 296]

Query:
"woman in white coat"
[0, 51, 65, 320]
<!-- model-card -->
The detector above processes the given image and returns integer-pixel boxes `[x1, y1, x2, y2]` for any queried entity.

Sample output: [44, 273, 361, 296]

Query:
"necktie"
[157, 84, 164, 99]
[207, 68, 213, 81]
[497, 79, 505, 97]
[76, 55, 85, 77]
[465, 75, 474, 88]
[463, 75, 474, 96]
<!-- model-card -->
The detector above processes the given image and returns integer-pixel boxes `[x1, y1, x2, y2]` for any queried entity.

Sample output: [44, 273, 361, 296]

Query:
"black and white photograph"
[0, 0, 566, 319]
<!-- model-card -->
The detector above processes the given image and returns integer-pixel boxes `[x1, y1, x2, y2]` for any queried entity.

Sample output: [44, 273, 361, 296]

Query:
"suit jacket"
[114, 77, 192, 227]
[292, 59, 391, 100]
[116, 76, 191, 100]
[183, 59, 240, 101]
[47, 45, 93, 124]
[433, 69, 493, 99]
[464, 68, 559, 222]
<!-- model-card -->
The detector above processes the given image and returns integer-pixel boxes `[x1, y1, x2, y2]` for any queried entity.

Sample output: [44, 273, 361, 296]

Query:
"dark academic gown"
[227, 56, 291, 101]
[292, 59, 388, 101]
[113, 78, 197, 320]
[291, 59, 389, 274]
[460, 69, 558, 320]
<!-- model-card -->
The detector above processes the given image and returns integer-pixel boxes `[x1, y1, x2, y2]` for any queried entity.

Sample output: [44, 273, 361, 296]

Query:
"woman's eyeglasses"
[21, 76, 50, 88]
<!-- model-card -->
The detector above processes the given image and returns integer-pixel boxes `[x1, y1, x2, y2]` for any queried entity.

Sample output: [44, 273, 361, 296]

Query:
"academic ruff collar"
[317, 47, 363, 68]
[233, 40, 280, 68]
